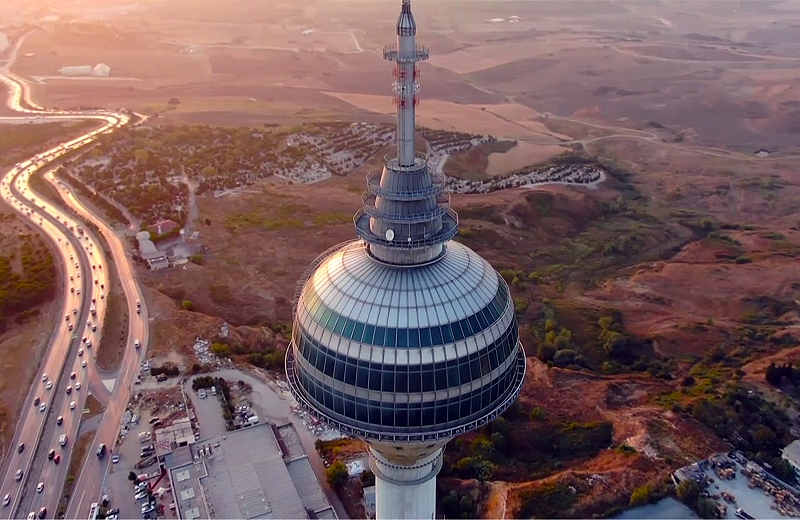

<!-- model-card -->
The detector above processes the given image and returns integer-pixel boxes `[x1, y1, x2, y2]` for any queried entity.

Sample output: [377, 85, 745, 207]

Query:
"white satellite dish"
[385, 229, 394, 241]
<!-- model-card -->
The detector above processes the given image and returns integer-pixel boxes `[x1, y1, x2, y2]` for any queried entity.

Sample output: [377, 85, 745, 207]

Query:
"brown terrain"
[4, 0, 800, 517]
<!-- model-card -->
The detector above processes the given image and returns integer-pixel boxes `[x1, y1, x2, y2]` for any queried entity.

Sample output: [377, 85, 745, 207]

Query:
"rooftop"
[155, 417, 195, 457]
[165, 423, 336, 520]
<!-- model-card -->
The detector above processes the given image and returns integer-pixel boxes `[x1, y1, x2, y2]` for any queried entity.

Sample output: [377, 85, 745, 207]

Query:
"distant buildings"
[58, 63, 111, 77]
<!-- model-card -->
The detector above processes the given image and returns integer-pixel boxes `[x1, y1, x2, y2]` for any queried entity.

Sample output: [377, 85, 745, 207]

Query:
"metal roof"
[166, 424, 334, 519]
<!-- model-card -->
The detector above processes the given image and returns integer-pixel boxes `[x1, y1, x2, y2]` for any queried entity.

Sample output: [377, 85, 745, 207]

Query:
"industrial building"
[164, 423, 336, 520]
[136, 231, 169, 270]
[284, 1, 525, 518]
[58, 63, 111, 77]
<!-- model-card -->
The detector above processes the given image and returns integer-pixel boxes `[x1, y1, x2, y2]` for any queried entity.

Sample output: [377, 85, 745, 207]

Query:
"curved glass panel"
[300, 273, 509, 348]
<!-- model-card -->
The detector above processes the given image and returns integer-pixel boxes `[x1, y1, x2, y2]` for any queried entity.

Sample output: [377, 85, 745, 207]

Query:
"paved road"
[0, 49, 150, 519]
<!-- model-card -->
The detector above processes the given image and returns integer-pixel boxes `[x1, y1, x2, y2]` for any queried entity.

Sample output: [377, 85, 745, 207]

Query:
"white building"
[59, 65, 92, 76]
[92, 63, 110, 77]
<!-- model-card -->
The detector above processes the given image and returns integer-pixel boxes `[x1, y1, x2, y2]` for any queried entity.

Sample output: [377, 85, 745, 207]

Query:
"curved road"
[0, 60, 150, 520]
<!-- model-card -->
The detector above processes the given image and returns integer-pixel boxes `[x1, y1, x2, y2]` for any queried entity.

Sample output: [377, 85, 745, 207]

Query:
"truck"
[138, 432, 151, 444]
[96, 443, 106, 458]
[246, 415, 259, 426]
[90, 303, 96, 316]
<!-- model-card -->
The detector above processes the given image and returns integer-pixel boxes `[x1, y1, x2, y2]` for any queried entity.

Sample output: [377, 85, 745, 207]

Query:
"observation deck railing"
[383, 43, 430, 63]
[353, 207, 458, 249]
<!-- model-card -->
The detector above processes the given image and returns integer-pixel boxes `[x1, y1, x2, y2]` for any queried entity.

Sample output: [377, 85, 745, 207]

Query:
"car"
[134, 339, 141, 348]
[82, 336, 87, 343]
[34, 396, 40, 406]
[59, 434, 67, 446]
[14, 469, 22, 481]
[48, 449, 55, 460]
[2, 494, 9, 506]
[134, 491, 148, 501]
[57, 415, 63, 425]
[68, 324, 73, 331]
[107, 508, 119, 516]
[38, 403, 46, 412]
[65, 315, 69, 321]
[53, 454, 60, 464]
[111, 454, 120, 464]
[69, 275, 73, 281]
[66, 386, 72, 394]
[92, 265, 95, 270]
[137, 307, 141, 314]
[87, 320, 91, 327]
[81, 360, 87, 368]
[70, 372, 76, 379]
[45, 381, 52, 390]
[76, 289, 81, 295]
[100, 283, 104, 289]
[92, 324, 97, 331]
[17, 443, 24, 453]
[75, 382, 81, 390]
[69, 255, 73, 260]
[94, 280, 98, 285]
[36, 483, 43, 494]
[70, 287, 74, 293]
[141, 504, 155, 515]
[27, 513, 35, 520]
[42, 374, 47, 382]
[69, 401, 76, 410]
[72, 308, 78, 315]
[100, 293, 105, 299]
[74, 263, 78, 269]
[38, 507, 46, 519]
[85, 340, 92, 348]
[91, 298, 96, 304]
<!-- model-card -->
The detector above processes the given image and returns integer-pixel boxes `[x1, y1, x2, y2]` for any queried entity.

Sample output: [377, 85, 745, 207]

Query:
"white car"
[38, 403, 46, 413]
[111, 454, 120, 464]
[69, 401, 76, 410]
[14, 470, 22, 481]
[41, 374, 47, 382]
[81, 360, 87, 368]
[2, 493, 9, 506]
[78, 349, 84, 357]
[36, 482, 43, 493]
[134, 339, 141, 348]
[75, 382, 81, 390]
[45, 381, 52, 390]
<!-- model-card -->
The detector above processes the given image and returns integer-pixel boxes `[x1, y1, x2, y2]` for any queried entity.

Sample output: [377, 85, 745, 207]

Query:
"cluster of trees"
[150, 364, 180, 377]
[191, 376, 216, 390]
[675, 479, 716, 519]
[445, 411, 613, 482]
[690, 385, 796, 483]
[440, 489, 477, 519]
[0, 240, 56, 325]
[55, 168, 129, 225]
[765, 362, 800, 387]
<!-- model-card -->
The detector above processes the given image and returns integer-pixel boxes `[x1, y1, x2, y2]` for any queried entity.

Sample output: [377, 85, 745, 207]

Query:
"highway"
[0, 55, 149, 520]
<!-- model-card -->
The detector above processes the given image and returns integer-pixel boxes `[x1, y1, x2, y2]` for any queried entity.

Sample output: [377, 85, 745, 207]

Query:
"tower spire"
[353, 0, 459, 266]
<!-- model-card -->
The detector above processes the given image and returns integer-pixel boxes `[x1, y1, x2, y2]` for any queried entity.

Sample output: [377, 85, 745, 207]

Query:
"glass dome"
[286, 240, 526, 441]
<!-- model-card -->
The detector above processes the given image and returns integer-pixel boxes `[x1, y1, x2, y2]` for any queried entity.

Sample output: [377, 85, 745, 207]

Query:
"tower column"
[370, 447, 443, 520]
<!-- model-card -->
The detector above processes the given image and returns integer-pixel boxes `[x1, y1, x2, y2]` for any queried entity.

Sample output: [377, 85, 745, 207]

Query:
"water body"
[614, 497, 698, 520]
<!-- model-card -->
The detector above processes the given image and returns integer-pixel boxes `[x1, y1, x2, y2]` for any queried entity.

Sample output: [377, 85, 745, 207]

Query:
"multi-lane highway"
[0, 54, 149, 520]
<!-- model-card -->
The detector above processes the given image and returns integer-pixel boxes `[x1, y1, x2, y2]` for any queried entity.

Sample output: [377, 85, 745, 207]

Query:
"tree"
[182, 300, 195, 311]
[697, 497, 716, 519]
[325, 460, 348, 489]
[676, 479, 699, 505]
[168, 97, 180, 105]
[201, 166, 217, 177]
[529, 407, 545, 421]
[211, 343, 230, 357]
[629, 485, 650, 507]
[537, 342, 556, 362]
[753, 426, 779, 451]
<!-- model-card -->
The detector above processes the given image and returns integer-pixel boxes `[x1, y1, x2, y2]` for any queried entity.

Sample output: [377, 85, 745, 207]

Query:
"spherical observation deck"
[286, 240, 526, 443]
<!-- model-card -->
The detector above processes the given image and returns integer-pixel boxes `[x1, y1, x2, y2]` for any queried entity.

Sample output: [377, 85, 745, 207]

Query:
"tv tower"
[285, 1, 526, 518]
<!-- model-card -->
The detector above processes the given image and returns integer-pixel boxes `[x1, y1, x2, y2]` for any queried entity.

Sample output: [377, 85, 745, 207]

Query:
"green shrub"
[629, 485, 650, 506]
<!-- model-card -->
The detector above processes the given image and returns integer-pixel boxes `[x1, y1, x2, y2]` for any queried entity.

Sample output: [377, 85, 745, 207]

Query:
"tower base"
[370, 446, 443, 520]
